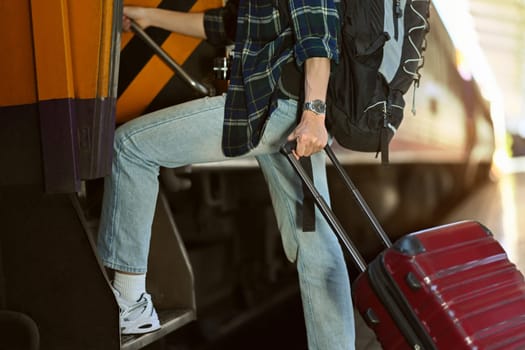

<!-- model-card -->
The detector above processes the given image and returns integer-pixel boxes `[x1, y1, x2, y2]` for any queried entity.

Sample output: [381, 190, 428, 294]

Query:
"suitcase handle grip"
[281, 140, 297, 155]
[280, 142, 393, 272]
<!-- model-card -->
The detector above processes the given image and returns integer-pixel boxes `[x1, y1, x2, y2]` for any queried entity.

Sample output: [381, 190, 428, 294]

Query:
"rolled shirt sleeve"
[203, 0, 239, 47]
[289, 0, 340, 66]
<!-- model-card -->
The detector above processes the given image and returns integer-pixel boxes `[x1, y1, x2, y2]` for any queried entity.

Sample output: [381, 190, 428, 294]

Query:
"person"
[97, 0, 356, 348]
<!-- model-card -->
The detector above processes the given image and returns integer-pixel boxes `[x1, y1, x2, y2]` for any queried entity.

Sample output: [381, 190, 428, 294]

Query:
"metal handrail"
[130, 20, 214, 97]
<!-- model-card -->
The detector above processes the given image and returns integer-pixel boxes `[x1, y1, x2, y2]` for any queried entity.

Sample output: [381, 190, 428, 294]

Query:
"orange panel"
[0, 0, 37, 106]
[116, 0, 222, 122]
[69, 0, 119, 99]
[190, 0, 222, 12]
[97, 0, 116, 97]
[116, 34, 201, 122]
[30, 0, 75, 100]
[68, 1, 102, 99]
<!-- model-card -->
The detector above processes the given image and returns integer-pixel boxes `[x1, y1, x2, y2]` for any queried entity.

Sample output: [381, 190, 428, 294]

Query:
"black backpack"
[327, 0, 431, 163]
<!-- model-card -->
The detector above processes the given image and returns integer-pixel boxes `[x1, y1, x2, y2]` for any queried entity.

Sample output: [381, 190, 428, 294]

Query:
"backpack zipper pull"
[411, 79, 420, 115]
[393, 0, 402, 40]
[395, 0, 403, 17]
[411, 85, 416, 115]
[381, 101, 391, 164]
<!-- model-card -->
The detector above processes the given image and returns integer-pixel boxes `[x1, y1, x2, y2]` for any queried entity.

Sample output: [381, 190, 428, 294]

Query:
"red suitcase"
[281, 143, 525, 350]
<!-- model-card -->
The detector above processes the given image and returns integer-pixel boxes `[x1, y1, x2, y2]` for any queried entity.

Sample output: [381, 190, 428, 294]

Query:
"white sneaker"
[113, 289, 161, 335]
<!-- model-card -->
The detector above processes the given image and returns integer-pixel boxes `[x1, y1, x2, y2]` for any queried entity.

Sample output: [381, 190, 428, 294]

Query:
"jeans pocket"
[259, 99, 298, 148]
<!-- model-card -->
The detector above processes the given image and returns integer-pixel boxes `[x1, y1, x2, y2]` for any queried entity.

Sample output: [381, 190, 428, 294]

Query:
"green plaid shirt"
[204, 0, 340, 156]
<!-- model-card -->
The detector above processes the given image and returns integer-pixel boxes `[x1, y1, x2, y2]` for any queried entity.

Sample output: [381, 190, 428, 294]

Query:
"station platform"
[439, 156, 525, 273]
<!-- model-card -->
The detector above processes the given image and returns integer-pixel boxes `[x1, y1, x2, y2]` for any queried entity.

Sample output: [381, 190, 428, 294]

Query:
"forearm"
[132, 7, 206, 39]
[303, 57, 330, 125]
[303, 57, 330, 103]
[287, 57, 330, 158]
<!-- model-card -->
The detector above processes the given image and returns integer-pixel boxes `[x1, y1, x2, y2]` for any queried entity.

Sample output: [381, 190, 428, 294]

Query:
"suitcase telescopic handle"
[280, 142, 393, 273]
[323, 145, 393, 248]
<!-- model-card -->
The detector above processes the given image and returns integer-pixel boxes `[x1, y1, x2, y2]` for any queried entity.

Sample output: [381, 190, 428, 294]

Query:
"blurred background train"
[0, 0, 496, 349]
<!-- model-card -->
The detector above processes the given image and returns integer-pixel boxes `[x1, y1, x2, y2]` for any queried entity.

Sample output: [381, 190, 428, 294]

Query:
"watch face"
[305, 99, 326, 114]
[312, 100, 326, 113]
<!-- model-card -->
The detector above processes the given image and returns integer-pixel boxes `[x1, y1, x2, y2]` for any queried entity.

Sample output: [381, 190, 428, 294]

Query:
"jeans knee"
[113, 124, 143, 164]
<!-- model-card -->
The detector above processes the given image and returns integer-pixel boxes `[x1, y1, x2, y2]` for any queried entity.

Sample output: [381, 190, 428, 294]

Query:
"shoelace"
[120, 297, 149, 321]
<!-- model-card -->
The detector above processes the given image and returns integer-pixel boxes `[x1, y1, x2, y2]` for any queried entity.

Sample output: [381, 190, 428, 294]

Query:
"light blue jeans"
[97, 94, 355, 349]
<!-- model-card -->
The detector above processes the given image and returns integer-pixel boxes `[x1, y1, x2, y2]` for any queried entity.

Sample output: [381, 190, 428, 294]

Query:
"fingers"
[286, 112, 328, 159]
[122, 6, 133, 32]
[122, 6, 146, 32]
[122, 15, 132, 32]
[298, 135, 324, 156]
[287, 133, 325, 159]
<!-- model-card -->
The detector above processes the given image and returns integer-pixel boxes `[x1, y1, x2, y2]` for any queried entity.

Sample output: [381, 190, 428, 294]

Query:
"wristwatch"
[303, 99, 327, 115]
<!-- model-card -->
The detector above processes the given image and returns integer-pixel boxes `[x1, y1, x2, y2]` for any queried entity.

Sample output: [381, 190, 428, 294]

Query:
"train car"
[0, 1, 495, 349]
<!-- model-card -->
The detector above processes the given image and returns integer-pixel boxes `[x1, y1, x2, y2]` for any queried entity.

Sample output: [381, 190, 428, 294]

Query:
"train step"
[122, 308, 196, 350]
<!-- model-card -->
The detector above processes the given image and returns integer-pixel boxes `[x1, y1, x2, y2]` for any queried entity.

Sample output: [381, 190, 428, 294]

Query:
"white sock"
[113, 272, 146, 303]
